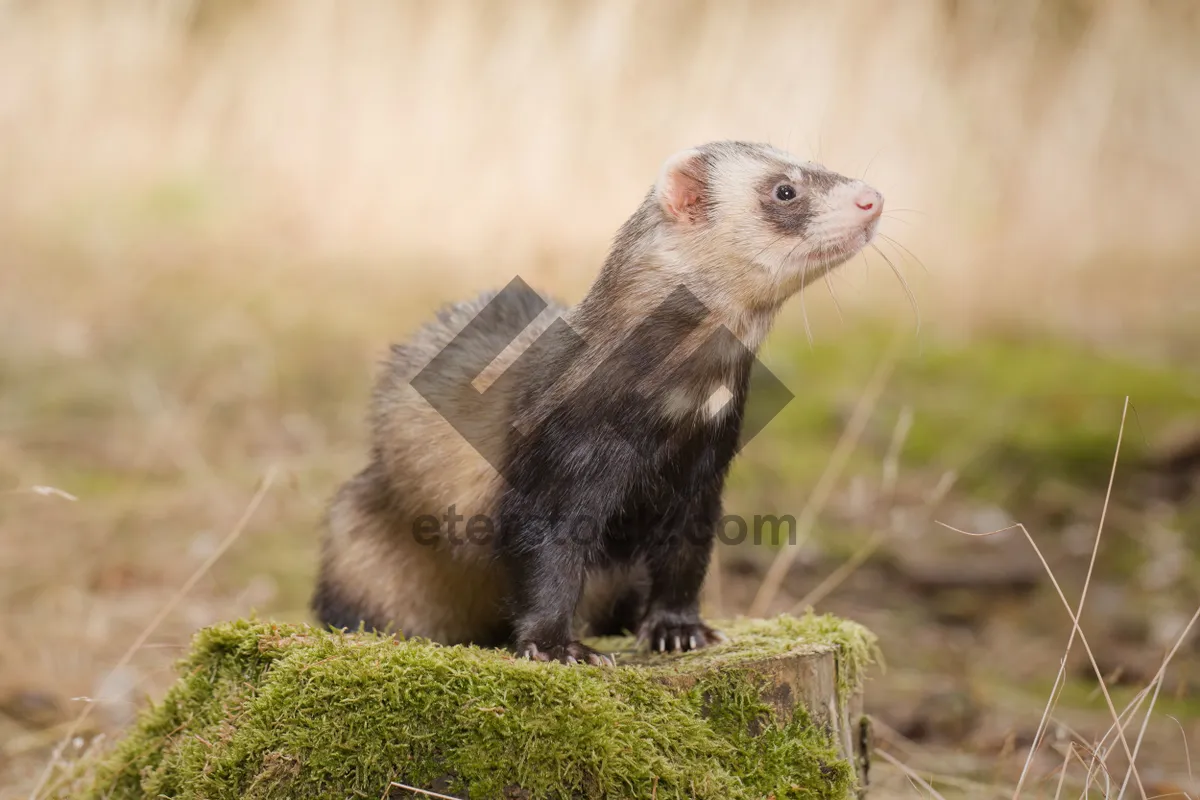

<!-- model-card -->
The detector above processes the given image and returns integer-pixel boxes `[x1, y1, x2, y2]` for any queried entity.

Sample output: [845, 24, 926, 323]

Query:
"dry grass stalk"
[388, 783, 464, 800]
[876, 748, 950, 800]
[27, 466, 279, 800]
[750, 331, 905, 617]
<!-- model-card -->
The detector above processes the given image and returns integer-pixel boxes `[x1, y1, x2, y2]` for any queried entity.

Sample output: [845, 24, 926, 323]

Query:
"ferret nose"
[854, 189, 883, 218]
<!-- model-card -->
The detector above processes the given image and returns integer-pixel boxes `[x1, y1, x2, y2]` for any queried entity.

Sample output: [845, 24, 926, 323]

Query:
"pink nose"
[855, 189, 883, 217]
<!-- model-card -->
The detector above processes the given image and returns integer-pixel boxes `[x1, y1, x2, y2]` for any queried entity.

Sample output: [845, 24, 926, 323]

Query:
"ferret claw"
[515, 639, 614, 667]
[640, 616, 726, 654]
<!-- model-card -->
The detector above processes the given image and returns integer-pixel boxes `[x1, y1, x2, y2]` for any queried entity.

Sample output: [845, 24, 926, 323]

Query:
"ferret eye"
[775, 184, 797, 202]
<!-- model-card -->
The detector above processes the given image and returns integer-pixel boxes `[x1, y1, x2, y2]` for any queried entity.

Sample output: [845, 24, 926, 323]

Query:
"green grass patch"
[732, 325, 1199, 510]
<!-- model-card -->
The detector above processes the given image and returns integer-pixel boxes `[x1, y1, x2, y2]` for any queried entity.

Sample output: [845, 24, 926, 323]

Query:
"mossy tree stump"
[54, 614, 877, 800]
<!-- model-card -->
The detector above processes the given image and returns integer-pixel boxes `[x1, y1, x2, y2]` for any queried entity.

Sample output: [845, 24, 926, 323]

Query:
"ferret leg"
[506, 537, 615, 666]
[637, 490, 727, 653]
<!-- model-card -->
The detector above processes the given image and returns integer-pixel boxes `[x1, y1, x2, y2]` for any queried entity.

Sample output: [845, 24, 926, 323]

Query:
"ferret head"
[649, 140, 882, 312]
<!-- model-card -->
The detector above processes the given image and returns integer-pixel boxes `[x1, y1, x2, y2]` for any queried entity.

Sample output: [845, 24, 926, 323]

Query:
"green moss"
[1013, 675, 1200, 720]
[55, 613, 875, 800]
[686, 672, 850, 800]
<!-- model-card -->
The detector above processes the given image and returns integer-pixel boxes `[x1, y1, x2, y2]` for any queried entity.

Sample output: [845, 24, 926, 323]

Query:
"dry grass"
[24, 467, 278, 800]
[751, 329, 904, 616]
[891, 400, 1199, 800]
[1, 1, 1199, 339]
[1, 2, 1198, 798]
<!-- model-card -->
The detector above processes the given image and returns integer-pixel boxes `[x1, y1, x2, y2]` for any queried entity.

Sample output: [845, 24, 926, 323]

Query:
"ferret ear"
[655, 148, 707, 223]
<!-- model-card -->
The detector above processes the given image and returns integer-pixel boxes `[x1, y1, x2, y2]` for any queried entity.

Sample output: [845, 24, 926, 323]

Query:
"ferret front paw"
[516, 639, 615, 667]
[637, 612, 728, 654]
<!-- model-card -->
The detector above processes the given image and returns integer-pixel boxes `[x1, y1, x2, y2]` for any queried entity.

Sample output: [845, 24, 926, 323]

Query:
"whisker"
[880, 214, 913, 226]
[772, 236, 811, 340]
[779, 238, 807, 271]
[750, 233, 789, 265]
[799, 257, 813, 345]
[861, 147, 883, 182]
[882, 207, 927, 216]
[878, 233, 930, 276]
[779, 242, 813, 345]
[824, 269, 844, 324]
[858, 250, 871, 290]
[871, 243, 921, 332]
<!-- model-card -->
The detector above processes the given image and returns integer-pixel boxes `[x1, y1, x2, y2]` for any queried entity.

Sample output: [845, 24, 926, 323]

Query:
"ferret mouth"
[807, 232, 871, 266]
[815, 218, 880, 262]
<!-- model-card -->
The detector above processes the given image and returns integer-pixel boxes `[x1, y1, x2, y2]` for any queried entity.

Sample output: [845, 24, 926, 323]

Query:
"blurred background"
[1, 0, 1198, 797]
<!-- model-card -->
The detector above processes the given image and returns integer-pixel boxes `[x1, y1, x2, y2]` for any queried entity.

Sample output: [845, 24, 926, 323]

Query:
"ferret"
[311, 141, 883, 665]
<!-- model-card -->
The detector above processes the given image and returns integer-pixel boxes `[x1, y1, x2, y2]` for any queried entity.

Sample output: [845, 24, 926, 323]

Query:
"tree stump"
[53, 613, 877, 800]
